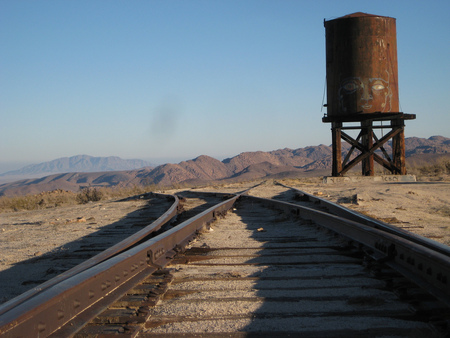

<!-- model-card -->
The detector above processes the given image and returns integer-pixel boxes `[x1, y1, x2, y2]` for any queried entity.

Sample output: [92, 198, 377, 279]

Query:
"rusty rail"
[275, 182, 450, 257]
[0, 193, 179, 318]
[242, 194, 450, 308]
[1, 185, 448, 337]
[0, 193, 239, 337]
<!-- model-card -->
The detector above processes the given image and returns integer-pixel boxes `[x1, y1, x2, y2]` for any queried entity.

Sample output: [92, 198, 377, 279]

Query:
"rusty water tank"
[324, 12, 399, 118]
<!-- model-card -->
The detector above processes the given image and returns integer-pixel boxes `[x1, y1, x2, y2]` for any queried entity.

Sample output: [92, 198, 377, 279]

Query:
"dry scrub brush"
[0, 185, 156, 213]
[408, 160, 450, 181]
[0, 181, 201, 213]
[0, 190, 78, 213]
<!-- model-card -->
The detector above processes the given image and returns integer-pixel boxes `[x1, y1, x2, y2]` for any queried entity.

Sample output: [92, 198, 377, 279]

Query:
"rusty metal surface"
[322, 112, 416, 123]
[1, 185, 448, 336]
[242, 194, 450, 308]
[324, 12, 399, 117]
[0, 193, 239, 337]
[322, 13, 415, 177]
[276, 182, 450, 257]
[0, 193, 179, 319]
[141, 197, 445, 335]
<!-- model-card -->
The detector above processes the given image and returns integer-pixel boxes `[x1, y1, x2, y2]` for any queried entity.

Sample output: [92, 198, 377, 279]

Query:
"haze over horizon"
[1, 1, 449, 173]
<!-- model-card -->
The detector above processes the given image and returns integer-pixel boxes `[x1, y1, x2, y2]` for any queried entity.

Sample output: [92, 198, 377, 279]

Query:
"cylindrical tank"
[324, 12, 399, 118]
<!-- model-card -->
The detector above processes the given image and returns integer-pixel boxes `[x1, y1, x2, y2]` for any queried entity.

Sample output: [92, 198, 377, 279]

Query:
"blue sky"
[1, 0, 449, 171]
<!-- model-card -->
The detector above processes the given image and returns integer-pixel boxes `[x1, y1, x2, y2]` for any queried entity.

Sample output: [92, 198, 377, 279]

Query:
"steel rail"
[276, 182, 450, 257]
[2, 183, 447, 337]
[0, 193, 178, 317]
[0, 193, 239, 338]
[242, 194, 450, 308]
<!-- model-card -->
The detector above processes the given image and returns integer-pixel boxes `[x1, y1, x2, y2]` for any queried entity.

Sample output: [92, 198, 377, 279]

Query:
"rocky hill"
[0, 136, 448, 197]
[405, 135, 450, 155]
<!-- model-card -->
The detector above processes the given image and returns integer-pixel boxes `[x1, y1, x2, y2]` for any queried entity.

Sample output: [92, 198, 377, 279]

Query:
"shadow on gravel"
[174, 191, 229, 225]
[229, 197, 321, 334]
[0, 195, 173, 305]
[228, 197, 430, 337]
[0, 191, 232, 306]
[266, 188, 321, 209]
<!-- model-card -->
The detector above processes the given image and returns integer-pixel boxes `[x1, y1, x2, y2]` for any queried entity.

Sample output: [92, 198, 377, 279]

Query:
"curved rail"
[0, 193, 240, 337]
[276, 181, 450, 257]
[243, 194, 450, 308]
[0, 193, 179, 317]
[1, 184, 449, 337]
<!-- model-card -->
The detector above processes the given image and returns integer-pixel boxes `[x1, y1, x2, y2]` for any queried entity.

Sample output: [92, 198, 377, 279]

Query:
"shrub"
[0, 180, 202, 213]
[0, 190, 78, 212]
[76, 187, 103, 204]
[419, 160, 450, 176]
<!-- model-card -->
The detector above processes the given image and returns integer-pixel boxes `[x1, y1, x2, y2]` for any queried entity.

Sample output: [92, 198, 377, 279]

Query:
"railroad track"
[0, 183, 449, 337]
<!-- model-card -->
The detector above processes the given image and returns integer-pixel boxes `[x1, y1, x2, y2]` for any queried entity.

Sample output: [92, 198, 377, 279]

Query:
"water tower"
[323, 13, 415, 177]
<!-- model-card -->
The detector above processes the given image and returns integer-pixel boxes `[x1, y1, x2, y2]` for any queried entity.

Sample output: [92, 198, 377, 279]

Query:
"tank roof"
[325, 12, 394, 23]
[341, 12, 379, 18]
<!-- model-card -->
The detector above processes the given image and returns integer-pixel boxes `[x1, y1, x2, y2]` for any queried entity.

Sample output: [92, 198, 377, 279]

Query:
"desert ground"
[1, 178, 449, 304]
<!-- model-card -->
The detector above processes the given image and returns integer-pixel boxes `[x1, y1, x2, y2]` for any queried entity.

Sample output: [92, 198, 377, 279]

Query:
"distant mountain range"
[0, 136, 448, 197]
[0, 155, 152, 177]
